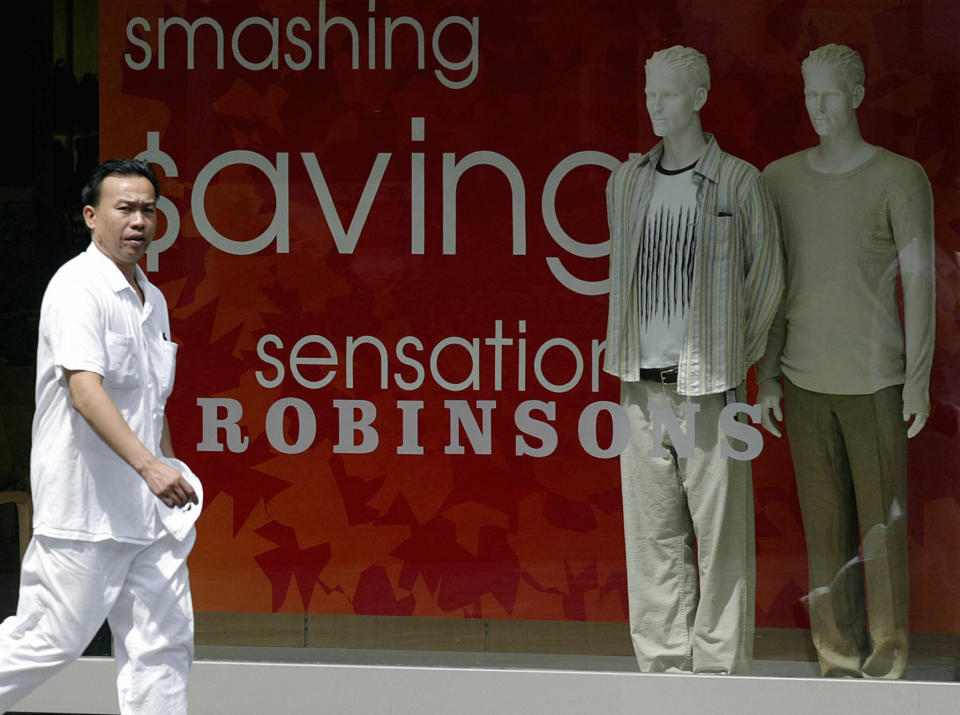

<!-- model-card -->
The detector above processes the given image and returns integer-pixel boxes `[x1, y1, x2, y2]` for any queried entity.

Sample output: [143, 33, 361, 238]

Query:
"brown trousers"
[783, 378, 909, 678]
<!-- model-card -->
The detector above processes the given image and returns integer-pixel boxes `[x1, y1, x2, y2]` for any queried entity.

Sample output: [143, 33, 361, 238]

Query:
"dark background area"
[0, 0, 110, 662]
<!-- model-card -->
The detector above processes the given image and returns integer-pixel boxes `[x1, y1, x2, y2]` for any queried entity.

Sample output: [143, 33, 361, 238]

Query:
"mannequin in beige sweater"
[757, 44, 935, 679]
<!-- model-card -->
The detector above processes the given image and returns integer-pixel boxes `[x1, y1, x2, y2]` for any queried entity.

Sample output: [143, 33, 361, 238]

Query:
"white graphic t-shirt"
[636, 161, 699, 368]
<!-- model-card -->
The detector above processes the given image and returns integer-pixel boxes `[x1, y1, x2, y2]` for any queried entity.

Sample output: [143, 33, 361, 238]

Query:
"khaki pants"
[783, 378, 909, 678]
[619, 380, 755, 674]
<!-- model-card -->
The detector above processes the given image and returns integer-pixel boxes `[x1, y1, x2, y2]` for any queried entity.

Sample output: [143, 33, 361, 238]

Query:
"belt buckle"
[658, 367, 677, 384]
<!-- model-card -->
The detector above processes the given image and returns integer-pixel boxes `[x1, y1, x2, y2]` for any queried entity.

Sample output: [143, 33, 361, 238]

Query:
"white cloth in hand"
[155, 457, 203, 540]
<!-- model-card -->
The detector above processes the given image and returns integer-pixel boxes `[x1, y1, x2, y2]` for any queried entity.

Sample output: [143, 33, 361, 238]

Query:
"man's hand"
[904, 411, 928, 439]
[757, 380, 784, 438]
[66, 369, 197, 508]
[140, 457, 198, 509]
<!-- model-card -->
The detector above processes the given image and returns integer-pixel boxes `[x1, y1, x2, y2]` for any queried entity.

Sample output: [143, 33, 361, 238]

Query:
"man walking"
[0, 159, 199, 712]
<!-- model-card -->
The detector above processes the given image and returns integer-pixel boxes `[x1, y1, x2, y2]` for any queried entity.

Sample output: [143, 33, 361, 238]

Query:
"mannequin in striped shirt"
[604, 45, 782, 674]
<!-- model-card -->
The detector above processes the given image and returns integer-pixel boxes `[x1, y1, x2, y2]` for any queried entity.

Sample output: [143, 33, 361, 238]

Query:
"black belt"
[638, 366, 679, 384]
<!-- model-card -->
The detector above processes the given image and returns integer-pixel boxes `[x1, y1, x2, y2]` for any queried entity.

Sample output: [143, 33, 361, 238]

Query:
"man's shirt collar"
[639, 133, 723, 184]
[84, 241, 148, 297]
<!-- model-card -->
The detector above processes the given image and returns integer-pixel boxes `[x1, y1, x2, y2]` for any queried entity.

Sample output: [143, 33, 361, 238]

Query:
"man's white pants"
[0, 529, 195, 714]
[620, 380, 755, 674]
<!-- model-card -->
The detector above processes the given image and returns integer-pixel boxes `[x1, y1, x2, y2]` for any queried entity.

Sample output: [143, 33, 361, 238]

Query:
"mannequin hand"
[759, 394, 783, 438]
[904, 411, 928, 439]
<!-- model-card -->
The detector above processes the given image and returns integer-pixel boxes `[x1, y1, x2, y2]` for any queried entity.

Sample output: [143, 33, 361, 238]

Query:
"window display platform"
[13, 647, 957, 714]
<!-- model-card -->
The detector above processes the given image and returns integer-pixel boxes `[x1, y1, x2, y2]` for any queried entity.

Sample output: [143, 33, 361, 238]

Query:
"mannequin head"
[644, 46, 710, 139]
[801, 43, 865, 93]
[801, 44, 865, 138]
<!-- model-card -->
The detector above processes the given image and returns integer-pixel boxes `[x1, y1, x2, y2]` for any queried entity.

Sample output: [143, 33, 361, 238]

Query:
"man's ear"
[82, 204, 96, 231]
[694, 86, 708, 112]
[852, 84, 865, 110]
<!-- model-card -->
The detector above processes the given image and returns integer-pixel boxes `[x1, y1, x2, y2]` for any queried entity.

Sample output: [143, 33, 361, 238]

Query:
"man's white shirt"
[31, 242, 177, 543]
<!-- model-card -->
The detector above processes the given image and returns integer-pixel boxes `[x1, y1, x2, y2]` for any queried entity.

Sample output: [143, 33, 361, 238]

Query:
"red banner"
[99, 0, 960, 631]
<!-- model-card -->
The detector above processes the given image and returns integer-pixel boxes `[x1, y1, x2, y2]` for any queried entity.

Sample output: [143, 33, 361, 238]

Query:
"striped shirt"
[604, 135, 784, 396]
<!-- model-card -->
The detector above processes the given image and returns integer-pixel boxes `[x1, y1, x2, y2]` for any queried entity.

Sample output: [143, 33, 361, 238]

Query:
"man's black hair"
[81, 159, 160, 208]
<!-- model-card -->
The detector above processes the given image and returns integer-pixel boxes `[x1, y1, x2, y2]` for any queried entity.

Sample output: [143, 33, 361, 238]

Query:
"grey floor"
[194, 644, 956, 682]
[2, 621, 957, 715]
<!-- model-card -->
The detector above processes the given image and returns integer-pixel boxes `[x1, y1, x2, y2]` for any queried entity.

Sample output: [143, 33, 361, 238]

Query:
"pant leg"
[680, 386, 755, 674]
[620, 380, 699, 672]
[0, 536, 135, 710]
[783, 379, 867, 677]
[833, 385, 909, 679]
[109, 528, 196, 715]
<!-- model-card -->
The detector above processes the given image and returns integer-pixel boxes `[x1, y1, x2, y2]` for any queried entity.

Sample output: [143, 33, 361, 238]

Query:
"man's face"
[803, 63, 863, 137]
[83, 175, 157, 272]
[645, 64, 705, 139]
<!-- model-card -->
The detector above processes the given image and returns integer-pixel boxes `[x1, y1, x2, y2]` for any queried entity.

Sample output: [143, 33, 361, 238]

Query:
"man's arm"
[603, 161, 629, 378]
[892, 166, 936, 439]
[66, 370, 196, 507]
[739, 173, 784, 367]
[160, 415, 176, 459]
[739, 170, 785, 432]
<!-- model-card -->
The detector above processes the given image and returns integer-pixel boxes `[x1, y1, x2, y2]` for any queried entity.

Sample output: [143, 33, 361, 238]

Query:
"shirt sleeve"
[756, 300, 786, 397]
[739, 173, 785, 367]
[891, 163, 936, 415]
[755, 172, 786, 394]
[604, 162, 631, 378]
[44, 280, 107, 379]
